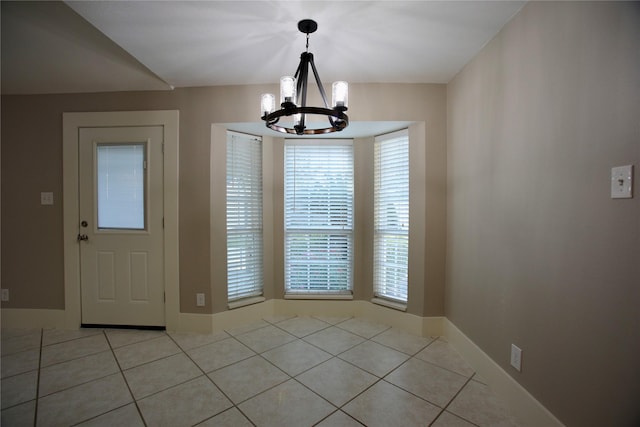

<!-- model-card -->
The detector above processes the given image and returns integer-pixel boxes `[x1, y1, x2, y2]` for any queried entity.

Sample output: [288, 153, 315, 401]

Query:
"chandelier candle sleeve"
[280, 76, 297, 105]
[332, 81, 348, 109]
[261, 93, 276, 116]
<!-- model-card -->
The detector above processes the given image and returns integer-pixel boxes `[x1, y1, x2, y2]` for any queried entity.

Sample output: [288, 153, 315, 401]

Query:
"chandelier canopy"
[260, 19, 349, 135]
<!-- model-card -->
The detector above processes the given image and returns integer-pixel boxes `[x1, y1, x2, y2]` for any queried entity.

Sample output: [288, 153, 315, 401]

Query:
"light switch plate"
[41, 191, 54, 205]
[510, 344, 522, 372]
[611, 165, 633, 199]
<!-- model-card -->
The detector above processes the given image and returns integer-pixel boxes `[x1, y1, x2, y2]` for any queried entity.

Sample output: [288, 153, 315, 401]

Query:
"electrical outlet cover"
[196, 293, 205, 307]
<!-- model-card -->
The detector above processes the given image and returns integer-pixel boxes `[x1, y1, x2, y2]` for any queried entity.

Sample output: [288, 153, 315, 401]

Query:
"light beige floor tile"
[316, 410, 363, 427]
[124, 353, 201, 399]
[1, 399, 35, 427]
[337, 318, 389, 339]
[297, 358, 378, 407]
[1, 331, 41, 356]
[385, 357, 468, 407]
[1, 328, 41, 341]
[275, 316, 330, 337]
[1, 370, 38, 409]
[42, 328, 103, 346]
[40, 334, 110, 367]
[39, 350, 119, 397]
[224, 320, 270, 336]
[196, 407, 253, 427]
[113, 335, 181, 369]
[137, 376, 232, 427]
[208, 356, 289, 404]
[472, 373, 488, 385]
[238, 379, 335, 427]
[415, 339, 475, 377]
[447, 379, 519, 427]
[303, 326, 365, 355]
[313, 315, 352, 325]
[339, 340, 409, 377]
[76, 403, 145, 427]
[235, 325, 297, 353]
[343, 380, 441, 427]
[262, 339, 332, 376]
[105, 329, 166, 348]
[431, 411, 477, 426]
[187, 337, 255, 373]
[168, 330, 229, 351]
[262, 314, 296, 324]
[371, 327, 434, 355]
[37, 373, 132, 426]
[1, 349, 40, 378]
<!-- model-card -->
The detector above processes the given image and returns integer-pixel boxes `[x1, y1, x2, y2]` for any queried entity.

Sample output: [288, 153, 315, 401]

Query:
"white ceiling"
[1, 1, 525, 95]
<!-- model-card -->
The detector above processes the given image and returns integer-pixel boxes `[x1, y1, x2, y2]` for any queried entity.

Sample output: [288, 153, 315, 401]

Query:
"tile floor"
[1, 316, 518, 426]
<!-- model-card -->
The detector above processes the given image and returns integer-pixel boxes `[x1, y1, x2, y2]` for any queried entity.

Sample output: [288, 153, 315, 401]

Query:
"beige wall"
[446, 2, 640, 426]
[1, 83, 447, 317]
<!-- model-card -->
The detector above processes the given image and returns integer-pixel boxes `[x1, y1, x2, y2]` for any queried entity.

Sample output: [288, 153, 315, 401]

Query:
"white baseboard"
[1, 308, 67, 329]
[443, 319, 564, 427]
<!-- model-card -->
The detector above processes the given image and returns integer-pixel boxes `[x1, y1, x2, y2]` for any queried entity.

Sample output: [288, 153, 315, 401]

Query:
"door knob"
[77, 234, 89, 242]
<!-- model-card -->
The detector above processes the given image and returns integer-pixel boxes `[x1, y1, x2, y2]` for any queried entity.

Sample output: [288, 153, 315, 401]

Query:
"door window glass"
[97, 143, 146, 230]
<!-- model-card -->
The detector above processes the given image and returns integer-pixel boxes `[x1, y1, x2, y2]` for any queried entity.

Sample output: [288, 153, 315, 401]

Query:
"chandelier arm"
[308, 54, 330, 109]
[297, 53, 310, 132]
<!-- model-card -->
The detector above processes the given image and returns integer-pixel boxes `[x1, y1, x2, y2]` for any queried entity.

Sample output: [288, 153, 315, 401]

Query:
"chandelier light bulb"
[280, 76, 297, 105]
[332, 81, 349, 109]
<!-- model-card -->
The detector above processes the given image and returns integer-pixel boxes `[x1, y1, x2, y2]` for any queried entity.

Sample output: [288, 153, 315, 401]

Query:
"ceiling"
[1, 1, 525, 95]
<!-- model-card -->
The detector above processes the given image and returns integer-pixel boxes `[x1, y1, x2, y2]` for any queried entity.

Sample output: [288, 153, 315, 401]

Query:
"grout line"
[167, 332, 253, 425]
[105, 330, 149, 427]
[33, 328, 43, 427]
[427, 374, 479, 427]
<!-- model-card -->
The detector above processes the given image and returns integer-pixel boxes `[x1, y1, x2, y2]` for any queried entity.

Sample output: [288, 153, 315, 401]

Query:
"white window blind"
[226, 132, 263, 302]
[96, 143, 145, 230]
[374, 129, 409, 303]
[285, 141, 354, 294]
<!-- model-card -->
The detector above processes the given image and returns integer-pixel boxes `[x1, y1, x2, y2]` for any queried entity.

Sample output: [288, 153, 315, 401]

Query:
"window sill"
[284, 293, 353, 300]
[371, 297, 407, 312]
[228, 296, 266, 310]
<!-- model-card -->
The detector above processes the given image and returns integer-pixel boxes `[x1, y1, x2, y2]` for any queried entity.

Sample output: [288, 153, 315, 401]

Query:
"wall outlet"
[511, 344, 522, 372]
[40, 191, 54, 205]
[196, 293, 205, 307]
[1, 289, 9, 302]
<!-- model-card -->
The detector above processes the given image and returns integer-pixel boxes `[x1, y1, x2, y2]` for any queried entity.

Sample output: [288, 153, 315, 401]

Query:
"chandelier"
[260, 19, 349, 135]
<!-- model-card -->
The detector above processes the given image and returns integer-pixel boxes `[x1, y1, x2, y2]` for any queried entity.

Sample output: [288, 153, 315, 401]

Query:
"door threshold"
[81, 323, 166, 331]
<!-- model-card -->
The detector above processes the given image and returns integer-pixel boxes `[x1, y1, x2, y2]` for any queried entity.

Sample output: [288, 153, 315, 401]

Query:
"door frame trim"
[63, 111, 179, 330]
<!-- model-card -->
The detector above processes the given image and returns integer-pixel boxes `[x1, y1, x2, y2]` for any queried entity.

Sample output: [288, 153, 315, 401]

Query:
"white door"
[78, 126, 165, 326]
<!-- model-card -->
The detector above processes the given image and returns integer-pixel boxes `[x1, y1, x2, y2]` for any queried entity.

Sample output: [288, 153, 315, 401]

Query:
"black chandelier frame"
[261, 19, 349, 135]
